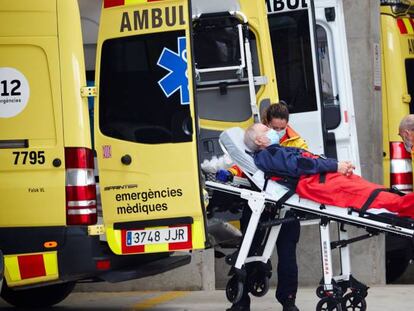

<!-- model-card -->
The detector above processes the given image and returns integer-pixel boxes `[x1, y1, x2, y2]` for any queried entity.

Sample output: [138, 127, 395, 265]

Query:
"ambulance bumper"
[0, 226, 191, 288]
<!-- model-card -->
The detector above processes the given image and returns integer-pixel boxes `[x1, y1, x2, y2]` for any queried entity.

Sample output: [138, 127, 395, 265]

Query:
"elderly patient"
[245, 123, 414, 218]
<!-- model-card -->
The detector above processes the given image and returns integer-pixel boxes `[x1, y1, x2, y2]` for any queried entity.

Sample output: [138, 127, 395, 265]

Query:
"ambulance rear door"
[266, 0, 360, 168]
[314, 0, 360, 170]
[266, 0, 325, 154]
[95, 0, 207, 255]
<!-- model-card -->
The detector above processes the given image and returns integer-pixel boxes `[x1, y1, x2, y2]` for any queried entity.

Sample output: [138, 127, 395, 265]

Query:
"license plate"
[126, 227, 188, 246]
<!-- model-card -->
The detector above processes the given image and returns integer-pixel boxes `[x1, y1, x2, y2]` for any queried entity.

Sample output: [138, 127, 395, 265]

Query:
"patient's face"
[254, 124, 272, 149]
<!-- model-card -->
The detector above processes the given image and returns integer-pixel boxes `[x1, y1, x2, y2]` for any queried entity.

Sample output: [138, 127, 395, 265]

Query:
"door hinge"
[81, 86, 97, 98]
[402, 93, 412, 104]
[88, 224, 105, 236]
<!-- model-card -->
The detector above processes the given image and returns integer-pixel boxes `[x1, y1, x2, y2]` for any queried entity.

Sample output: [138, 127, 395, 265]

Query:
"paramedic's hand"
[337, 161, 355, 176]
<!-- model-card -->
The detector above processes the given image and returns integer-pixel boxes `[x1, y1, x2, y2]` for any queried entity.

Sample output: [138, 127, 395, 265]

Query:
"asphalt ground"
[0, 285, 413, 310]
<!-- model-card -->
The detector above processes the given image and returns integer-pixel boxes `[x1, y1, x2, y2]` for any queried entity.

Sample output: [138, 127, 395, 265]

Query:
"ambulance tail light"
[65, 147, 97, 225]
[390, 142, 413, 193]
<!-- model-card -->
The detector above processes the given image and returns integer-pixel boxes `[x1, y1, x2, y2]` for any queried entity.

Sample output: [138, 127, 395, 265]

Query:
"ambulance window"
[193, 16, 242, 69]
[316, 25, 340, 130]
[193, 15, 256, 123]
[268, 10, 317, 113]
[99, 31, 192, 144]
[406, 59, 414, 114]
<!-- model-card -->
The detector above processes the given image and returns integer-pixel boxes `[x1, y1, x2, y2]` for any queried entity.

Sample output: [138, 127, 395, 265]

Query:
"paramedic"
[263, 101, 308, 150]
[262, 103, 304, 309]
[399, 114, 414, 154]
[226, 104, 309, 311]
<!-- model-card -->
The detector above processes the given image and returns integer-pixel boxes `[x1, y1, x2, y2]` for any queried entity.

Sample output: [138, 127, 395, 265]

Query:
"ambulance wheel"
[248, 275, 269, 297]
[341, 292, 367, 311]
[1, 281, 76, 307]
[226, 275, 244, 304]
[316, 297, 343, 311]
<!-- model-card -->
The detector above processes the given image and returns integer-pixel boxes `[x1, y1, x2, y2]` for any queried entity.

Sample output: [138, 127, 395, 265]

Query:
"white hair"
[399, 114, 414, 132]
[244, 124, 260, 152]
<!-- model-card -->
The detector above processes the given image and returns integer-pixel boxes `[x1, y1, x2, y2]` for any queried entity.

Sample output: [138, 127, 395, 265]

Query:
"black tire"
[226, 275, 244, 304]
[248, 275, 269, 297]
[316, 285, 325, 298]
[316, 297, 343, 311]
[1, 281, 76, 307]
[342, 292, 367, 311]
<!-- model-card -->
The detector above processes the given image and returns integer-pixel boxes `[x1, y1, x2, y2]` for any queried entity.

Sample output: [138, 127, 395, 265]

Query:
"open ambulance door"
[94, 0, 207, 255]
[266, 0, 326, 155]
[313, 0, 360, 171]
[266, 0, 360, 169]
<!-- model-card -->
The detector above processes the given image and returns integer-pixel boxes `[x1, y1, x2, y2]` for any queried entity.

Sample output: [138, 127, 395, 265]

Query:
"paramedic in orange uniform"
[263, 101, 308, 151]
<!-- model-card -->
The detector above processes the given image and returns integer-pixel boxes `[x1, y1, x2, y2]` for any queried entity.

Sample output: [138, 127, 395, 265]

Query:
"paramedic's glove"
[337, 161, 355, 176]
[216, 169, 234, 182]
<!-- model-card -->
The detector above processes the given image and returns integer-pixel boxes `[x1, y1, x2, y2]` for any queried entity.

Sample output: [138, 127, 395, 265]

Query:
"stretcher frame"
[205, 127, 414, 307]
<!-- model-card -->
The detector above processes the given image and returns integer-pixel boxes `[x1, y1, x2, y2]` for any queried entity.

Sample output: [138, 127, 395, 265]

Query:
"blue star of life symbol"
[157, 37, 189, 105]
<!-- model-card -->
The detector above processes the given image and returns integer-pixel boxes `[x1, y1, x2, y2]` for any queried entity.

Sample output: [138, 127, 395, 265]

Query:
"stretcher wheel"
[341, 292, 367, 311]
[316, 297, 343, 311]
[226, 275, 244, 304]
[248, 275, 269, 297]
[316, 285, 325, 298]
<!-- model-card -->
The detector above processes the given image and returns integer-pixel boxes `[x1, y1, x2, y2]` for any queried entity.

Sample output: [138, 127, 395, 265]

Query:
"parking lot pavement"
[0, 286, 413, 310]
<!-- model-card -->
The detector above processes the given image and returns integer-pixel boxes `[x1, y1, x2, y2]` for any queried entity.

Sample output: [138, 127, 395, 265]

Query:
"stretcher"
[205, 127, 414, 311]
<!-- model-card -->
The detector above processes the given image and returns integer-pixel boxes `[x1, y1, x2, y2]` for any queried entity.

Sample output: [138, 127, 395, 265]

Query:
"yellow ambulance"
[0, 0, 207, 307]
[380, 0, 414, 282]
[382, 0, 414, 192]
[93, 0, 278, 253]
[0, 0, 279, 306]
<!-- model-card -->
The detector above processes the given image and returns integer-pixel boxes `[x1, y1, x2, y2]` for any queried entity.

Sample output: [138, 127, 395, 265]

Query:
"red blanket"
[296, 173, 414, 218]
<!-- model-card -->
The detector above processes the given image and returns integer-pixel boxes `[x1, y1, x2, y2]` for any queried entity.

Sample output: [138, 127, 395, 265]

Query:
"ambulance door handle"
[121, 154, 132, 165]
[182, 116, 193, 136]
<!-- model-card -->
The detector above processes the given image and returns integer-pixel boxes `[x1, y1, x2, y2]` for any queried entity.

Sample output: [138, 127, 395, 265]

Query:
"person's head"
[244, 123, 278, 151]
[399, 114, 414, 152]
[263, 101, 289, 134]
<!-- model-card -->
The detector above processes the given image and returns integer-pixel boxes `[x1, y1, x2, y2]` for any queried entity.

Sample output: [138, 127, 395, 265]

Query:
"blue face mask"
[266, 129, 280, 145]
[276, 128, 286, 140]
